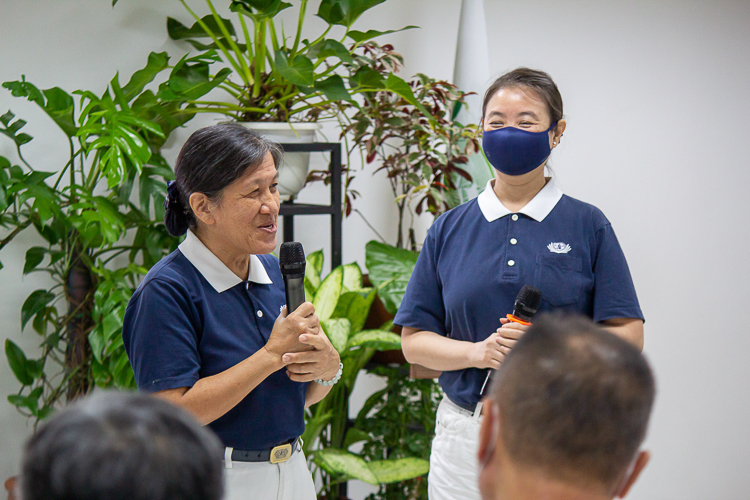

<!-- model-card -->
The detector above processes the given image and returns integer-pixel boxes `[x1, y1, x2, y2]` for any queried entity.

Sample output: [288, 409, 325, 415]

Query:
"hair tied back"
[163, 180, 191, 237]
[164, 180, 180, 210]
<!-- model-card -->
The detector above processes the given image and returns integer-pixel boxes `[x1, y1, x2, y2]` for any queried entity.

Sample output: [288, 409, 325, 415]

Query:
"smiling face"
[192, 151, 280, 258]
[482, 86, 566, 179]
[483, 86, 562, 143]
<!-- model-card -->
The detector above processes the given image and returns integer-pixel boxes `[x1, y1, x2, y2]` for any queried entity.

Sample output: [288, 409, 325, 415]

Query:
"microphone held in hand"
[507, 285, 542, 324]
[279, 242, 306, 313]
[480, 285, 542, 396]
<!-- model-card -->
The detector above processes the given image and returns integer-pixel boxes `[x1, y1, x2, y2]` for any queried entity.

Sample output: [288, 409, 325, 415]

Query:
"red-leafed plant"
[341, 45, 480, 249]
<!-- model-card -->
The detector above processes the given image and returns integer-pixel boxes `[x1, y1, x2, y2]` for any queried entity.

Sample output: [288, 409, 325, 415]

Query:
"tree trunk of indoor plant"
[64, 244, 95, 401]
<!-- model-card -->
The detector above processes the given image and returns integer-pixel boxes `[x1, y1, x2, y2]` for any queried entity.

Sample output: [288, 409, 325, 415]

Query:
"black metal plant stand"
[278, 142, 342, 270]
[279, 142, 347, 498]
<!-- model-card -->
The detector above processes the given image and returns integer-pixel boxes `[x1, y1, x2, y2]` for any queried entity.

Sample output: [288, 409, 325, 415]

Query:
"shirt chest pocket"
[534, 253, 584, 307]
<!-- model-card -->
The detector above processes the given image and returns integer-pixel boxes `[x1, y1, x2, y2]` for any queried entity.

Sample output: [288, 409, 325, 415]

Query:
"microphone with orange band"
[505, 284, 542, 326]
[480, 285, 542, 395]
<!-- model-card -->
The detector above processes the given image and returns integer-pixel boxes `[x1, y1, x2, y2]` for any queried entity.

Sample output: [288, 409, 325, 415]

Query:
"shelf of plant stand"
[279, 203, 336, 216]
[278, 142, 342, 269]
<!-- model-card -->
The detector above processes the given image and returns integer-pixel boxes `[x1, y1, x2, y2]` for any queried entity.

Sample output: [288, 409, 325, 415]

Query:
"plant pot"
[238, 122, 322, 201]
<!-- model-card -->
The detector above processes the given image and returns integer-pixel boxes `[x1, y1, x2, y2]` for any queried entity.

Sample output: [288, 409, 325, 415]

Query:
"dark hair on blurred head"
[20, 391, 224, 500]
[164, 123, 283, 236]
[482, 67, 563, 126]
[488, 314, 655, 490]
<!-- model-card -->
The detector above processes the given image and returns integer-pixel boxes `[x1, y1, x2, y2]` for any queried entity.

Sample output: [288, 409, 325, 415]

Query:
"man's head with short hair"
[478, 314, 655, 500]
[20, 391, 224, 500]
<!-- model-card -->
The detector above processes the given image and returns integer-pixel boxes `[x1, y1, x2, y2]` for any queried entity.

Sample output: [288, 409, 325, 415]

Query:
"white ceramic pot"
[238, 122, 322, 201]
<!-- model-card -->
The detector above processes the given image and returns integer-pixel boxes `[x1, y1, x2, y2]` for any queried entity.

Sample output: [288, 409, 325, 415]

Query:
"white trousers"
[223, 445, 317, 500]
[428, 397, 483, 500]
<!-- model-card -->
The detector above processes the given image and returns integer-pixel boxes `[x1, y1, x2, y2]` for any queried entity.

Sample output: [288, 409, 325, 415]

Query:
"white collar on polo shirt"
[178, 230, 273, 293]
[476, 177, 563, 223]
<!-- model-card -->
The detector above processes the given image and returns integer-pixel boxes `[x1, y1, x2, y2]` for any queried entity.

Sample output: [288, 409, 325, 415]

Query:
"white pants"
[428, 397, 483, 500]
[223, 445, 317, 500]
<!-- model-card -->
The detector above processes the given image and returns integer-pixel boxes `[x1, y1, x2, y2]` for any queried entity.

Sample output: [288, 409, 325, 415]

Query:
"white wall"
[1, 1, 749, 498]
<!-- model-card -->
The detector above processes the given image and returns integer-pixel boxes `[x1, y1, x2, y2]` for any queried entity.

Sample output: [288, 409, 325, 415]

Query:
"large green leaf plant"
[0, 50, 225, 423]
[300, 249, 429, 499]
[143, 0, 425, 123]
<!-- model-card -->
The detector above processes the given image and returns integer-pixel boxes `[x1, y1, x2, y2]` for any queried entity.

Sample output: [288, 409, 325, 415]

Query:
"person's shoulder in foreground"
[19, 391, 224, 500]
[478, 313, 656, 500]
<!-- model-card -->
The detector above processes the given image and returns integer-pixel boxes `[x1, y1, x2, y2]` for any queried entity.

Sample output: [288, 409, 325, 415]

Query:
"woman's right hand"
[471, 332, 505, 369]
[264, 302, 319, 361]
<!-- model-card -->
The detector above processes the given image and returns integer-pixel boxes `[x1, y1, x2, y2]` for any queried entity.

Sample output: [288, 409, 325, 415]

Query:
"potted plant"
[1, 50, 224, 422]
[344, 71, 481, 249]
[148, 0, 426, 200]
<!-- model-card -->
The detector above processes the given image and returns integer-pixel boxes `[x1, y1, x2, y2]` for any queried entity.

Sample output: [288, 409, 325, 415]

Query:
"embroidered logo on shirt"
[547, 242, 572, 254]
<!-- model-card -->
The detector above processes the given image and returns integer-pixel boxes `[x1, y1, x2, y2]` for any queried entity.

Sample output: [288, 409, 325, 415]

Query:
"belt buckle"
[270, 443, 293, 464]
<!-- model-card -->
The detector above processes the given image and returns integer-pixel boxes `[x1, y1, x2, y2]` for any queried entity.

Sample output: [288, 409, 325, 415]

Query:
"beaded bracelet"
[315, 362, 343, 386]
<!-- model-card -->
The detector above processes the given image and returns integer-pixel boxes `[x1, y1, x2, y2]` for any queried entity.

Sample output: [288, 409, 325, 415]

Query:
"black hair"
[164, 123, 283, 236]
[482, 67, 564, 126]
[489, 314, 655, 489]
[20, 391, 224, 500]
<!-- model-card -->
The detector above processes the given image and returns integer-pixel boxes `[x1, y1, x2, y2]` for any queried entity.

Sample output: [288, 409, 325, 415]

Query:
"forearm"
[601, 318, 644, 351]
[305, 381, 333, 408]
[402, 328, 479, 371]
[154, 347, 284, 425]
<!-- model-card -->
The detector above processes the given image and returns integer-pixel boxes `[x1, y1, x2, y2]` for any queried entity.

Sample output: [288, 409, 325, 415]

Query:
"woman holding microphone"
[395, 68, 644, 499]
[123, 123, 342, 500]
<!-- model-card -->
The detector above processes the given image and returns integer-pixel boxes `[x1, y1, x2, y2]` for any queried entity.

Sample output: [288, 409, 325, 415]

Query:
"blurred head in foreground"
[478, 314, 655, 500]
[20, 391, 224, 500]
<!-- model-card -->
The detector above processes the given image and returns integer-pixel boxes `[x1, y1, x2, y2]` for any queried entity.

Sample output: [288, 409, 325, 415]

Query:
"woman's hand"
[471, 319, 532, 370]
[472, 331, 506, 369]
[283, 323, 341, 383]
[495, 318, 531, 356]
[264, 302, 319, 362]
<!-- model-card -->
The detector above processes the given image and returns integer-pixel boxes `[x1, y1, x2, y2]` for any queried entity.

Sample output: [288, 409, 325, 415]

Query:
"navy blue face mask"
[482, 122, 557, 176]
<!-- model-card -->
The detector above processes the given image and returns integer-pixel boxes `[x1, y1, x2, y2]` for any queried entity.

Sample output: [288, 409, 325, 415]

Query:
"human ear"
[189, 192, 215, 226]
[477, 400, 499, 468]
[550, 119, 567, 149]
[615, 450, 650, 498]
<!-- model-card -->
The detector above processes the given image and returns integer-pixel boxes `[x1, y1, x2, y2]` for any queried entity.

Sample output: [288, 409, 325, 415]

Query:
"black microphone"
[508, 285, 542, 324]
[279, 242, 306, 314]
[480, 285, 542, 395]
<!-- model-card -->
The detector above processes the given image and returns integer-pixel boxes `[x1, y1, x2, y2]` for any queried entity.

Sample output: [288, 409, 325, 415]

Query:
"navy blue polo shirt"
[122, 230, 308, 450]
[394, 178, 643, 409]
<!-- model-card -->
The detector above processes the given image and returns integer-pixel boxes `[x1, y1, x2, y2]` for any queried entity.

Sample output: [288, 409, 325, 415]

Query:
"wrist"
[261, 345, 285, 371]
[315, 362, 343, 387]
[469, 341, 483, 369]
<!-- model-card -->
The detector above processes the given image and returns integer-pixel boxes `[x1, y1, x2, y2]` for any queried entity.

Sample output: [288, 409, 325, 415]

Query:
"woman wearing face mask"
[395, 68, 644, 500]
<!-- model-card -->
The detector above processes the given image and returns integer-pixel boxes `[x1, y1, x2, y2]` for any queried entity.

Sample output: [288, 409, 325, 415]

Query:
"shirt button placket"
[508, 214, 519, 269]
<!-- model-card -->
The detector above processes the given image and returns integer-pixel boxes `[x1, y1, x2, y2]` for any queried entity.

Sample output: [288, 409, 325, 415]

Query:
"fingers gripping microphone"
[480, 285, 543, 396]
[279, 242, 306, 313]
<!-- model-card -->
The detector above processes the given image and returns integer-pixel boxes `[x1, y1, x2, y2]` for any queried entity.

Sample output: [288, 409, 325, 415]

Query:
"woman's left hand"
[496, 318, 531, 355]
[282, 323, 341, 383]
